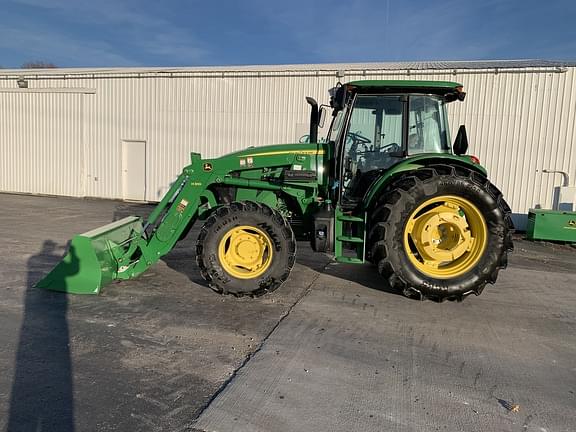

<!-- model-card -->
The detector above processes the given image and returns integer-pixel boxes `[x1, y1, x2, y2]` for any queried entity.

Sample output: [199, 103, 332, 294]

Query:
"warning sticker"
[177, 199, 189, 213]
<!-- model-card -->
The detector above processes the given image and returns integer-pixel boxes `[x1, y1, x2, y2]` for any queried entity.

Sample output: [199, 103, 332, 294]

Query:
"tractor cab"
[325, 81, 465, 207]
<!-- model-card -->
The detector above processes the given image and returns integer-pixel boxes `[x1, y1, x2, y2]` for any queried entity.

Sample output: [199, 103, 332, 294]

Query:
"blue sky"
[1, 0, 575, 68]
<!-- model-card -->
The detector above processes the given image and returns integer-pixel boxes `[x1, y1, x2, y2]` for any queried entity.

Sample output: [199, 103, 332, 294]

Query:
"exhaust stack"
[306, 97, 319, 143]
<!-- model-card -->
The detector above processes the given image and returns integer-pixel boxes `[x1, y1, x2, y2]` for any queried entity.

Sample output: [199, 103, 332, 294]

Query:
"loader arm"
[36, 153, 217, 293]
[117, 154, 217, 280]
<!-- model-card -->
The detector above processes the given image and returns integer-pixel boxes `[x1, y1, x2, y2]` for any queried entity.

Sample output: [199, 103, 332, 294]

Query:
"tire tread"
[368, 164, 514, 302]
[196, 201, 296, 297]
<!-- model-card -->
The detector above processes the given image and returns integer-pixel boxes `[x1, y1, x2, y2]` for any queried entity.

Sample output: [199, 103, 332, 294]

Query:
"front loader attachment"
[36, 155, 222, 295]
[36, 216, 144, 294]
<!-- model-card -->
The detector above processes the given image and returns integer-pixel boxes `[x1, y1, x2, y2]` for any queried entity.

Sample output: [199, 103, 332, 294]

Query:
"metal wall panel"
[0, 92, 84, 196]
[1, 64, 575, 230]
[446, 69, 576, 229]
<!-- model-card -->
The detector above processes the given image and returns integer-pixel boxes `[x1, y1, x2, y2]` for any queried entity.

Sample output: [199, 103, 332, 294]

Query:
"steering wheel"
[347, 131, 371, 145]
[377, 142, 401, 154]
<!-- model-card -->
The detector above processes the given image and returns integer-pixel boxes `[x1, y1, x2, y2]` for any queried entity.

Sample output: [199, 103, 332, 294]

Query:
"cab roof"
[346, 80, 463, 96]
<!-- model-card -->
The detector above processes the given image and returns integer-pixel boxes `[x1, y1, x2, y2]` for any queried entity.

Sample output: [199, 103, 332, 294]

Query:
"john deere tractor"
[38, 80, 513, 301]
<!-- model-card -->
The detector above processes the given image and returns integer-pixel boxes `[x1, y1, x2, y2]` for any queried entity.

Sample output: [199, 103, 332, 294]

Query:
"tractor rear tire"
[368, 164, 513, 301]
[196, 201, 296, 297]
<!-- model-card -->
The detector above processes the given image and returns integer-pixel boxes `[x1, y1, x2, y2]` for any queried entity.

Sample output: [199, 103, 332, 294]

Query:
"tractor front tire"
[196, 201, 296, 297]
[369, 164, 513, 301]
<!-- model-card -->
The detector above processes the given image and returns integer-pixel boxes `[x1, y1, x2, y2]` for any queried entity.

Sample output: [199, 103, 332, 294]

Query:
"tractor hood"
[221, 143, 325, 160]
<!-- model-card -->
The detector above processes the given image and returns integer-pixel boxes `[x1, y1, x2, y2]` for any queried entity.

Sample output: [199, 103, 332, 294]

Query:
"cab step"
[334, 209, 366, 264]
[335, 256, 364, 264]
[337, 214, 364, 222]
[336, 235, 363, 243]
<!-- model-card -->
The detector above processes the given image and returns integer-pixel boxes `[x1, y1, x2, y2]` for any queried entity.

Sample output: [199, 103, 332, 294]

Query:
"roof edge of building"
[0, 59, 574, 78]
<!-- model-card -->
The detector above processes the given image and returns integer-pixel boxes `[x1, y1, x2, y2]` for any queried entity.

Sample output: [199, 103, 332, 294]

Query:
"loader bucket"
[36, 216, 144, 294]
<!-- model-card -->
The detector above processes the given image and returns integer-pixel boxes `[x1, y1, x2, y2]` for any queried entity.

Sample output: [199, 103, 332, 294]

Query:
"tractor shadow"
[110, 203, 406, 297]
[161, 235, 407, 298]
[320, 263, 404, 297]
[161, 228, 207, 285]
[295, 242, 406, 298]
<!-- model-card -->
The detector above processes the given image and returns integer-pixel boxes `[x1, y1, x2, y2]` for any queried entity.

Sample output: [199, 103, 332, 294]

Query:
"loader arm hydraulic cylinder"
[120, 165, 216, 279]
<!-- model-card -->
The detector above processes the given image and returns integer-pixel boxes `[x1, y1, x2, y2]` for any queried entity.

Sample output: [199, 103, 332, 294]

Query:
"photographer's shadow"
[8, 240, 75, 432]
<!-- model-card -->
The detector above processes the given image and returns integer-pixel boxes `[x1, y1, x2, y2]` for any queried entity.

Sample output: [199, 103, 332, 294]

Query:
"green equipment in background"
[526, 209, 576, 243]
[36, 80, 514, 302]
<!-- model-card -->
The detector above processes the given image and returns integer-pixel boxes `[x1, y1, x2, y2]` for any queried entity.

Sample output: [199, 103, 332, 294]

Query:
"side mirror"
[318, 106, 327, 128]
[453, 125, 469, 155]
[329, 85, 346, 111]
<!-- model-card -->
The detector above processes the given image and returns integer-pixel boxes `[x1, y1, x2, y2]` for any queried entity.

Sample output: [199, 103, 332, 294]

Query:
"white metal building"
[1, 60, 575, 229]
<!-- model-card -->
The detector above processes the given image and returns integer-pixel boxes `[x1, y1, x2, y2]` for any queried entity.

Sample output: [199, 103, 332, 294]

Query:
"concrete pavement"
[0, 193, 575, 432]
[195, 259, 576, 431]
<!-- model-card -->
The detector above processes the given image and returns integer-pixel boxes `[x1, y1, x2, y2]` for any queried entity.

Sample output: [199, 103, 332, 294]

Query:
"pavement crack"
[191, 264, 326, 422]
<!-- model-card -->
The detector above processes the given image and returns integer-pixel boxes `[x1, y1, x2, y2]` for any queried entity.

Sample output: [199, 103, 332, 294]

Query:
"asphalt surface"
[0, 193, 575, 432]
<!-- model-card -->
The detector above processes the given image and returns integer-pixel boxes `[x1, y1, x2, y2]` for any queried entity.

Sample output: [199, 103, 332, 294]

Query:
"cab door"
[338, 94, 406, 207]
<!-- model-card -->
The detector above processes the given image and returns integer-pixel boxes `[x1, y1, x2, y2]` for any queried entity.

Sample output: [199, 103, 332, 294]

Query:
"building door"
[121, 140, 146, 201]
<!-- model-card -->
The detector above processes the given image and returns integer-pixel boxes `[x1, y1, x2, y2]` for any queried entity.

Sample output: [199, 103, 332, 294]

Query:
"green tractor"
[37, 80, 513, 301]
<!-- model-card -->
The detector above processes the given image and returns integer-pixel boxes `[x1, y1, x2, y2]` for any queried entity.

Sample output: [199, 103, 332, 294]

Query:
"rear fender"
[362, 155, 487, 210]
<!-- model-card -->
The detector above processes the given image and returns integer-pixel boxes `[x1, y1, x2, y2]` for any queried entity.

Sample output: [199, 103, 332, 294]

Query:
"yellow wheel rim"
[403, 195, 487, 279]
[218, 225, 274, 279]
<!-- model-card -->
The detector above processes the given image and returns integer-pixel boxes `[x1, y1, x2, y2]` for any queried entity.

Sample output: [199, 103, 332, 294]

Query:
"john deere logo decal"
[568, 220, 576, 227]
[203, 163, 213, 172]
